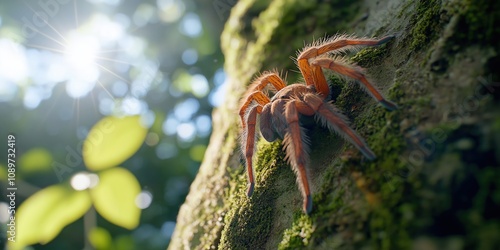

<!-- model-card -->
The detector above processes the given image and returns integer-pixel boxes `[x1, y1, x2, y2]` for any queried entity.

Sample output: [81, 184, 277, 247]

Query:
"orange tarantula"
[239, 34, 397, 214]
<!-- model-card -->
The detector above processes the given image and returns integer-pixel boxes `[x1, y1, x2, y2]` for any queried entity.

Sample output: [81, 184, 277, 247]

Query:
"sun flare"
[64, 32, 100, 70]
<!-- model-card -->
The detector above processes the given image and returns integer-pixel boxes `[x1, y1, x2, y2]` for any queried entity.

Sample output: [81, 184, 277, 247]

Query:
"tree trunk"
[169, 0, 500, 249]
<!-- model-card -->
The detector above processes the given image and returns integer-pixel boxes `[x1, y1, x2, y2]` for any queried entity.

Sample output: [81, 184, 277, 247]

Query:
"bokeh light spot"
[71, 172, 93, 191]
[66, 79, 97, 99]
[177, 122, 196, 142]
[133, 4, 156, 27]
[162, 116, 178, 135]
[191, 74, 209, 98]
[181, 49, 198, 65]
[213, 68, 226, 86]
[174, 98, 199, 122]
[23, 87, 43, 109]
[179, 13, 202, 37]
[99, 97, 115, 115]
[122, 97, 145, 115]
[157, 0, 185, 23]
[209, 79, 228, 107]
[0, 202, 9, 224]
[195, 115, 212, 137]
[112, 81, 128, 97]
[0, 39, 28, 83]
[135, 191, 153, 209]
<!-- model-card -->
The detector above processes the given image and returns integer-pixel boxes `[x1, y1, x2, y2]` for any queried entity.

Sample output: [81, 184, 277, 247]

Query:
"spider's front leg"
[239, 73, 287, 197]
[239, 72, 287, 129]
[242, 104, 261, 197]
[283, 98, 316, 214]
[240, 92, 271, 197]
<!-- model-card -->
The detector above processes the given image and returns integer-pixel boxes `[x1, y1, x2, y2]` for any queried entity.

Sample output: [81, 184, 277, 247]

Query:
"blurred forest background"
[0, 0, 231, 249]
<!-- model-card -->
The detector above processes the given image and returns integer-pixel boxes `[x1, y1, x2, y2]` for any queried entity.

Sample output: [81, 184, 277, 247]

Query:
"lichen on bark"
[169, 0, 500, 249]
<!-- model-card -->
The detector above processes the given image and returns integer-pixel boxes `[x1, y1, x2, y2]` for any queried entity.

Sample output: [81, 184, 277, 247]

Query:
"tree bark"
[169, 0, 500, 249]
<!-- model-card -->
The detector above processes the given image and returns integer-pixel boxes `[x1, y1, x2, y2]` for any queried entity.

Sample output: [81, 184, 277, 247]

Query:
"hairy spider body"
[239, 34, 397, 214]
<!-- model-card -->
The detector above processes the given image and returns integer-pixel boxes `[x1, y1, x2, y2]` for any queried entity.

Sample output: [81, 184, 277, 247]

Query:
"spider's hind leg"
[296, 35, 397, 105]
[303, 93, 376, 160]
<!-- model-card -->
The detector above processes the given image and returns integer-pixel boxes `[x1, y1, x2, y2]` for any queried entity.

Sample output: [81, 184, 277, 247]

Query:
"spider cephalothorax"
[239, 34, 397, 214]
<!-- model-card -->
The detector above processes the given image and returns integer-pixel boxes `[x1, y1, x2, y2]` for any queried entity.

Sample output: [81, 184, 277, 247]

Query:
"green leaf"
[88, 227, 112, 250]
[114, 235, 135, 250]
[0, 164, 6, 181]
[83, 115, 148, 171]
[10, 185, 91, 249]
[90, 167, 141, 229]
[19, 148, 53, 174]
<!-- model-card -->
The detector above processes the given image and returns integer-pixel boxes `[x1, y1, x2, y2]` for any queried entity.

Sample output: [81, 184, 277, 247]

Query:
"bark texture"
[169, 0, 500, 249]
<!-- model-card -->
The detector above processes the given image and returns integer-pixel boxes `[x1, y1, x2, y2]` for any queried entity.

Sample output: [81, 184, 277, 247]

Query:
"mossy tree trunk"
[169, 0, 500, 249]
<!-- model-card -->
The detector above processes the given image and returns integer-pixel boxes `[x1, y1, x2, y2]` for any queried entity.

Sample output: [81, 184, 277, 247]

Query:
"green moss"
[450, 0, 500, 48]
[409, 0, 442, 51]
[278, 214, 314, 249]
[351, 46, 390, 68]
[387, 80, 405, 101]
[254, 0, 361, 84]
[397, 1, 415, 19]
[320, 71, 412, 249]
[219, 140, 289, 249]
[356, 100, 415, 249]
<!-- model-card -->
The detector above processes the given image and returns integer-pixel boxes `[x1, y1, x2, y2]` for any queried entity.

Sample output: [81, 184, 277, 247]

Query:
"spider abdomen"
[259, 104, 278, 142]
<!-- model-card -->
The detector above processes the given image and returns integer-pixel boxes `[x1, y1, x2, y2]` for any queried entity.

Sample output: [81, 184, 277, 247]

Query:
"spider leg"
[315, 35, 394, 55]
[298, 35, 395, 61]
[242, 104, 263, 197]
[239, 72, 287, 128]
[284, 99, 315, 213]
[297, 35, 395, 100]
[239, 91, 271, 129]
[312, 58, 398, 111]
[302, 93, 376, 160]
[239, 73, 286, 197]
[245, 71, 287, 94]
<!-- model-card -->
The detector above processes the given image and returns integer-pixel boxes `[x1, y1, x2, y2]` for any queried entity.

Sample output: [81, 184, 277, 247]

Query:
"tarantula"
[239, 34, 397, 214]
